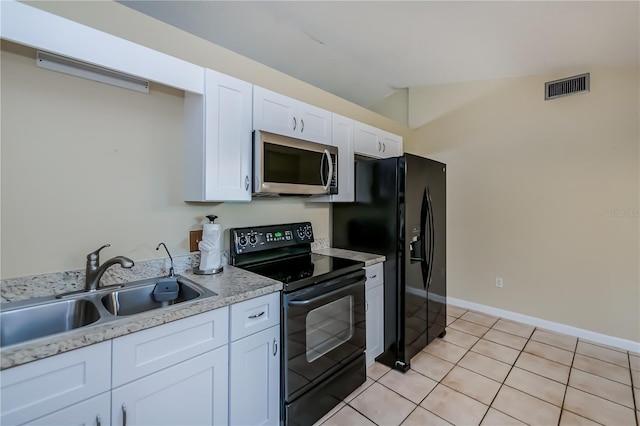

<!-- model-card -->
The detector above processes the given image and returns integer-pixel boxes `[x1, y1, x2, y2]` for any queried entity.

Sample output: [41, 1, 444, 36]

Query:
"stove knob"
[249, 234, 258, 246]
[297, 228, 305, 240]
[238, 235, 247, 247]
[305, 227, 313, 238]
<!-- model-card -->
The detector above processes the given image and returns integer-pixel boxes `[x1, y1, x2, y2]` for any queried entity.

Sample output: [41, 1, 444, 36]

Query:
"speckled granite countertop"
[313, 248, 385, 266]
[0, 265, 281, 370]
[0, 246, 382, 370]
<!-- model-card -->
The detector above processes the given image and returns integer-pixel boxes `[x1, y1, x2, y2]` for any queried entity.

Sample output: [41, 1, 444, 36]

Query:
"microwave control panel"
[230, 222, 314, 256]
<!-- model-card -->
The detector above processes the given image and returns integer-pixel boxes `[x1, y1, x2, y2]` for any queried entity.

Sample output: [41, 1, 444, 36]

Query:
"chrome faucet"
[85, 244, 134, 291]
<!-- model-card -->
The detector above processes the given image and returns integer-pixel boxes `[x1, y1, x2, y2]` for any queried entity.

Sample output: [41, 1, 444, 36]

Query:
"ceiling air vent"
[545, 73, 590, 100]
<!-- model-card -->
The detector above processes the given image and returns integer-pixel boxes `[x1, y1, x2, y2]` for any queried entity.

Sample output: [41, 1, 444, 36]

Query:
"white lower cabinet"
[229, 293, 281, 426]
[28, 393, 110, 426]
[111, 346, 228, 426]
[365, 263, 384, 365]
[0, 294, 281, 426]
[229, 325, 280, 426]
[0, 341, 111, 426]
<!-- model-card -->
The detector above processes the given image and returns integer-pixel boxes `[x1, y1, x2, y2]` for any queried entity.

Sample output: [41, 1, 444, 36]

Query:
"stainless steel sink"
[0, 299, 100, 347]
[101, 277, 204, 316]
[0, 275, 217, 348]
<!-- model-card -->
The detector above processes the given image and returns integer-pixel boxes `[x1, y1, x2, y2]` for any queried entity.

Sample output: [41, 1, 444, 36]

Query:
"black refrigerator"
[332, 154, 446, 371]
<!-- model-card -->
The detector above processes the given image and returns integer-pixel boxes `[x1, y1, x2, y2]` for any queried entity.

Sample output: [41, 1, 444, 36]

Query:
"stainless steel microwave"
[253, 131, 338, 196]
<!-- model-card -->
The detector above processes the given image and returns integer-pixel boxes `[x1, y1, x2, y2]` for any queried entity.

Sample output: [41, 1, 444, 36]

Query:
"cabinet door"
[366, 284, 384, 365]
[354, 121, 382, 158]
[112, 346, 228, 426]
[1, 341, 111, 426]
[229, 325, 280, 426]
[297, 103, 332, 144]
[253, 86, 297, 138]
[379, 131, 403, 158]
[28, 393, 110, 426]
[203, 69, 252, 201]
[184, 70, 252, 202]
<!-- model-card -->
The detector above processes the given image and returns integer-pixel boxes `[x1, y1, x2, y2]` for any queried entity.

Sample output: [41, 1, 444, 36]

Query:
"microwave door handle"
[322, 149, 333, 191]
[320, 150, 327, 188]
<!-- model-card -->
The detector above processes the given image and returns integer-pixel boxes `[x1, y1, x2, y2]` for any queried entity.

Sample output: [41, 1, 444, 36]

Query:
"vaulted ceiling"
[120, 1, 639, 109]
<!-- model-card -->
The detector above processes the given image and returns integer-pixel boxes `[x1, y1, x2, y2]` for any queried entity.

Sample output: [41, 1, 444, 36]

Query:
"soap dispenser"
[194, 214, 223, 275]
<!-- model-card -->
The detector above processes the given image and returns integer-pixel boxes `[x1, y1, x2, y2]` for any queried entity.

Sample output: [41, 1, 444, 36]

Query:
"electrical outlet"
[189, 230, 203, 252]
[496, 277, 504, 288]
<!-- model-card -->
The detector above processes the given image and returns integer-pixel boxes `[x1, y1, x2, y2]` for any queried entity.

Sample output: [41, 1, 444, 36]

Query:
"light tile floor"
[314, 305, 640, 426]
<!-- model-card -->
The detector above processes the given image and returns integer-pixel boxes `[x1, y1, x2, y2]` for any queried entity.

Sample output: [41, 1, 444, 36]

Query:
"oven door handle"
[288, 277, 362, 307]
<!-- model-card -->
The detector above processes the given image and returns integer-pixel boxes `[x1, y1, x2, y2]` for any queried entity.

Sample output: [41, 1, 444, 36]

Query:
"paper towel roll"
[199, 223, 221, 270]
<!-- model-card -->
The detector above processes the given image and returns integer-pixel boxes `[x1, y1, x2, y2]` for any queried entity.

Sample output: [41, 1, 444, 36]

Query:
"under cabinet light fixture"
[36, 51, 150, 94]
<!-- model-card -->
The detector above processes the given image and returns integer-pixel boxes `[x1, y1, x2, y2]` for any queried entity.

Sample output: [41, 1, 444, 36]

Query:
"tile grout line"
[628, 351, 639, 426]
[477, 323, 537, 425]
[556, 334, 578, 425]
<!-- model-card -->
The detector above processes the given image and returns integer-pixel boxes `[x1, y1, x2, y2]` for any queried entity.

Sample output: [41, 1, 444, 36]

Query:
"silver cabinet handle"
[369, 274, 377, 279]
[382, 143, 386, 152]
[249, 311, 265, 319]
[122, 404, 127, 426]
[96, 414, 101, 426]
[293, 117, 297, 131]
[378, 141, 382, 151]
[245, 175, 249, 191]
[366, 301, 369, 312]
[300, 119, 304, 132]
[273, 338, 278, 356]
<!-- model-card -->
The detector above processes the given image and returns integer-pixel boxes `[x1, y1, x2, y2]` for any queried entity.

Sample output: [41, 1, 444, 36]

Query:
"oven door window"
[306, 295, 353, 362]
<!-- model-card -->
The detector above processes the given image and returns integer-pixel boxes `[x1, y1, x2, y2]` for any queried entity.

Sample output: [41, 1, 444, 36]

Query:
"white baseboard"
[448, 297, 640, 353]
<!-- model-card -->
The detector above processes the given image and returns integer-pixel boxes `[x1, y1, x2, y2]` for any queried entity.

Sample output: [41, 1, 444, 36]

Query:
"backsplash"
[1, 238, 330, 303]
[0, 253, 207, 303]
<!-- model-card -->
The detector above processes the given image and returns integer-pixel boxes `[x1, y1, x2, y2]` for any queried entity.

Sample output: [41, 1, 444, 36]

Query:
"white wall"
[406, 67, 640, 342]
[0, 42, 329, 277]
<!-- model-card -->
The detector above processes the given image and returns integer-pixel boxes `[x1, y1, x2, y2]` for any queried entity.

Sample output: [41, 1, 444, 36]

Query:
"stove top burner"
[241, 253, 362, 292]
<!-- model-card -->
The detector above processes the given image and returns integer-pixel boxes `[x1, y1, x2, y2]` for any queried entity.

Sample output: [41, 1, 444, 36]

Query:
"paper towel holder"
[193, 214, 224, 275]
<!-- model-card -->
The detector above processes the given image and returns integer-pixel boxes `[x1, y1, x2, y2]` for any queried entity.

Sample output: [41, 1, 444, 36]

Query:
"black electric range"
[229, 222, 367, 426]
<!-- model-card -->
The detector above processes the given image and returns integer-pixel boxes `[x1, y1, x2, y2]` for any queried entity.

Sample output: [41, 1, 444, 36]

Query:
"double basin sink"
[0, 276, 217, 348]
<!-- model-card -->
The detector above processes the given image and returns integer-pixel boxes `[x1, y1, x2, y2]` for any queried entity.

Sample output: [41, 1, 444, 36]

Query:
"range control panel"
[230, 222, 315, 256]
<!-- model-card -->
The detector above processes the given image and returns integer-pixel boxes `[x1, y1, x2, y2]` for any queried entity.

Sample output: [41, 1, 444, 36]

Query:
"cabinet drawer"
[365, 263, 383, 289]
[112, 306, 228, 387]
[230, 292, 280, 342]
[1, 341, 111, 426]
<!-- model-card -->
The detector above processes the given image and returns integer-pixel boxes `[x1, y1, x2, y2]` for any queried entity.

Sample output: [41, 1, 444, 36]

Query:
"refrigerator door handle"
[420, 188, 430, 288]
[426, 188, 435, 287]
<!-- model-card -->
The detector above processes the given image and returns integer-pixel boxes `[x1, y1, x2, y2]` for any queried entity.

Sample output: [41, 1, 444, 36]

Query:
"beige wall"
[406, 67, 640, 341]
[1, 1, 411, 278]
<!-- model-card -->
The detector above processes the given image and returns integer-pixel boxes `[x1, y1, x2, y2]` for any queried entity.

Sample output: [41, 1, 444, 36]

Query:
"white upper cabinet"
[379, 130, 403, 157]
[184, 69, 253, 202]
[354, 122, 403, 159]
[253, 86, 331, 144]
[309, 113, 355, 203]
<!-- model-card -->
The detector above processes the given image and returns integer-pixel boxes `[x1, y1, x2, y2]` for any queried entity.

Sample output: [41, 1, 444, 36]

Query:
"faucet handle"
[88, 244, 110, 261]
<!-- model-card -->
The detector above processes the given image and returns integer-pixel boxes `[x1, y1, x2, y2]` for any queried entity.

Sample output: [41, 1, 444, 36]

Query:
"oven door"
[282, 269, 366, 402]
[254, 130, 338, 196]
